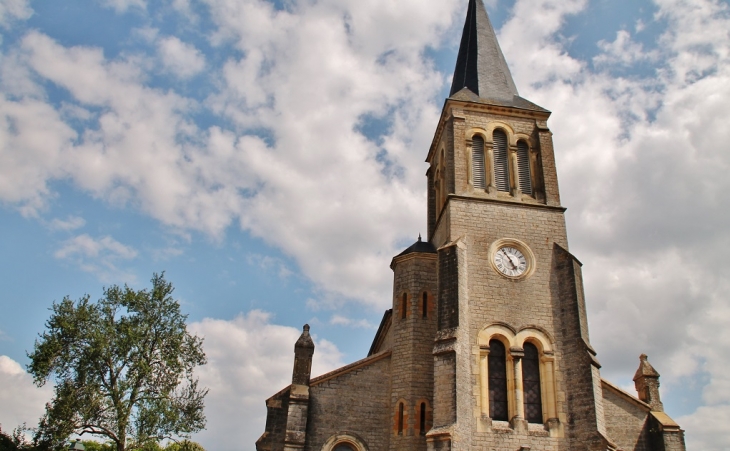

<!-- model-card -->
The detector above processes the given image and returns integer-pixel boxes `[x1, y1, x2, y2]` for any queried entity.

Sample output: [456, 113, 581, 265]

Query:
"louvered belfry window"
[472, 136, 486, 189]
[493, 130, 510, 192]
[523, 343, 543, 424]
[488, 339, 509, 421]
[517, 140, 532, 195]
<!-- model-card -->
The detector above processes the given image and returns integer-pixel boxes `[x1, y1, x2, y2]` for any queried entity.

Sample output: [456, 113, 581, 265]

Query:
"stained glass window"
[488, 339, 508, 421]
[523, 342, 543, 424]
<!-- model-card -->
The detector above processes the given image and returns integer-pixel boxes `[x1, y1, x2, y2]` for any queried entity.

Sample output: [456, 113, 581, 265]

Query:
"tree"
[0, 424, 40, 451]
[28, 274, 208, 451]
[162, 441, 205, 451]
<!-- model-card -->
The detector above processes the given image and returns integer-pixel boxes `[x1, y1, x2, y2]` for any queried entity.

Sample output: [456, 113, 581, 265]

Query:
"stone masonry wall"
[438, 246, 460, 331]
[390, 253, 438, 451]
[551, 246, 609, 451]
[602, 385, 651, 451]
[257, 389, 291, 451]
[304, 357, 391, 451]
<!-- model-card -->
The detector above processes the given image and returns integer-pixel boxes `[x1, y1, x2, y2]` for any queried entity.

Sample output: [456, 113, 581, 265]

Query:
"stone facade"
[256, 1, 687, 450]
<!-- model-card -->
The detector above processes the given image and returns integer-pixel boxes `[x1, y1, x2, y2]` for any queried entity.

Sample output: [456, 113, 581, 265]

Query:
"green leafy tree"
[28, 274, 208, 451]
[163, 441, 205, 451]
[0, 424, 40, 451]
[80, 441, 114, 451]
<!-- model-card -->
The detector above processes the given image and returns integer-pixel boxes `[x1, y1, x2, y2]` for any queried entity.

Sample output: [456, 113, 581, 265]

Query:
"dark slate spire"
[450, 0, 545, 111]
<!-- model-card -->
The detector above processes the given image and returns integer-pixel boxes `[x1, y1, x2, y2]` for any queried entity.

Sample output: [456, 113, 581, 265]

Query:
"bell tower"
[425, 1, 614, 450]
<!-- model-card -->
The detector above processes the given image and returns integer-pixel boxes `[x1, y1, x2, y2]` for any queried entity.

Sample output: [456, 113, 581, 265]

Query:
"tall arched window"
[419, 402, 427, 435]
[523, 342, 543, 423]
[472, 136, 486, 189]
[401, 293, 408, 319]
[397, 402, 405, 435]
[516, 140, 532, 196]
[422, 293, 428, 319]
[488, 339, 509, 421]
[493, 130, 510, 192]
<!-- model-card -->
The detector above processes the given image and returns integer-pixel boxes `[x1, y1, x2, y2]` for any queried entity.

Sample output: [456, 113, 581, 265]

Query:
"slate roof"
[396, 236, 437, 257]
[449, 0, 549, 113]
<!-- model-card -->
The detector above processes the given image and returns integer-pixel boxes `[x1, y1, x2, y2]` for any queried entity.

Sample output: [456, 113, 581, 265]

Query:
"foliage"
[0, 424, 41, 451]
[27, 274, 208, 451]
[162, 441, 205, 451]
[80, 441, 114, 451]
[0, 425, 18, 451]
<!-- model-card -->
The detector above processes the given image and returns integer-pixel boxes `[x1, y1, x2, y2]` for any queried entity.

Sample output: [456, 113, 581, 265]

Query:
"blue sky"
[1, 0, 730, 449]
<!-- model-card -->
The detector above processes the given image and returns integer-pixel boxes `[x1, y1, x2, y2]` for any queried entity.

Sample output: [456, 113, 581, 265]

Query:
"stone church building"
[256, 1, 687, 450]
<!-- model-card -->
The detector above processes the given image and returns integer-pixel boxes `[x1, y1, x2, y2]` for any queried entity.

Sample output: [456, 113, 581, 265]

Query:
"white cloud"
[188, 311, 344, 451]
[329, 315, 374, 329]
[594, 30, 658, 66]
[48, 215, 86, 232]
[0, 92, 77, 215]
[0, 0, 32, 28]
[55, 234, 138, 281]
[55, 234, 137, 260]
[157, 36, 205, 78]
[0, 1, 462, 308]
[99, 0, 146, 13]
[0, 356, 51, 432]
[678, 405, 730, 450]
[246, 253, 293, 279]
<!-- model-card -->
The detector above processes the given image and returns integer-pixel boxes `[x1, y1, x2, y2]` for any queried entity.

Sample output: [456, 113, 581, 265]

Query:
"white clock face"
[494, 246, 528, 277]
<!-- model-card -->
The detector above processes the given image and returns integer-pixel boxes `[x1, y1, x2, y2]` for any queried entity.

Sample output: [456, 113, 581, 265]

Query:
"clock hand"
[501, 249, 517, 270]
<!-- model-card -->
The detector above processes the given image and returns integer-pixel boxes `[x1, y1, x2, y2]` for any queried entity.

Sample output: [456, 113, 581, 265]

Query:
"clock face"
[494, 246, 528, 277]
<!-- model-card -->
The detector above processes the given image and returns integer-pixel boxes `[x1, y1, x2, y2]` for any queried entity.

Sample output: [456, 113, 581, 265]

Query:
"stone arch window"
[477, 325, 559, 434]
[422, 292, 428, 319]
[321, 433, 369, 451]
[516, 140, 532, 196]
[416, 399, 433, 435]
[488, 339, 509, 421]
[523, 342, 543, 423]
[472, 135, 487, 189]
[401, 293, 408, 319]
[419, 402, 426, 434]
[492, 129, 510, 192]
[395, 400, 407, 435]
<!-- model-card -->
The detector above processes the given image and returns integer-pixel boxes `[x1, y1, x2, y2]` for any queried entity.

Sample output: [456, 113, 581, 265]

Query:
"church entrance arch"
[321, 433, 369, 451]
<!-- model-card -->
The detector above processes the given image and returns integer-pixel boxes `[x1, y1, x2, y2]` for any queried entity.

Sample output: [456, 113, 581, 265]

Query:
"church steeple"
[450, 0, 519, 102]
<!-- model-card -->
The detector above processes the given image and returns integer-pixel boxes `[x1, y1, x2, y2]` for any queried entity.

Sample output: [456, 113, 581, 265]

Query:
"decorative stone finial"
[418, 234, 422, 242]
[292, 324, 315, 386]
[295, 324, 315, 349]
[634, 353, 663, 411]
[634, 354, 661, 380]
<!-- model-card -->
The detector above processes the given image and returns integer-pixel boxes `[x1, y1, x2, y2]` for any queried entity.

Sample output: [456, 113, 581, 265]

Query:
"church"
[256, 1, 687, 450]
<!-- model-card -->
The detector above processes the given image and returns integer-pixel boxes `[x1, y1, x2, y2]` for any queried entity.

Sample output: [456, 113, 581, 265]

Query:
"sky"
[0, 0, 729, 449]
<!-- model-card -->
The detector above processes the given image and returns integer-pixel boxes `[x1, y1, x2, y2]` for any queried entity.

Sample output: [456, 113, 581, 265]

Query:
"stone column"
[509, 147, 521, 197]
[479, 348, 490, 418]
[511, 348, 527, 432]
[542, 355, 560, 436]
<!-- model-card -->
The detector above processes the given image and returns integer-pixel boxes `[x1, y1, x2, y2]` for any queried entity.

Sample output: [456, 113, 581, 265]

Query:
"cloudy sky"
[1, 0, 729, 449]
